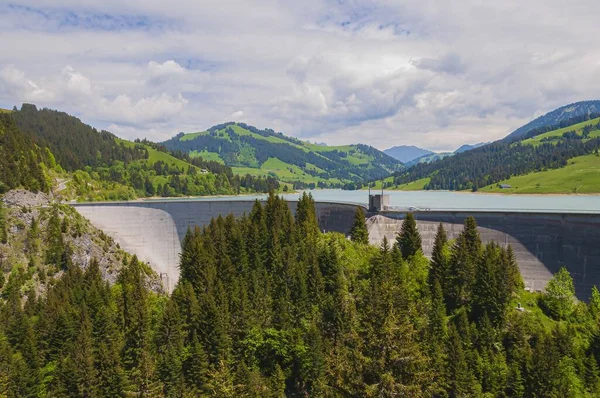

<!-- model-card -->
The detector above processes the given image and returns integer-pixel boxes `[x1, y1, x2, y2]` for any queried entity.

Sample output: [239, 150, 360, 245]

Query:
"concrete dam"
[73, 199, 600, 299]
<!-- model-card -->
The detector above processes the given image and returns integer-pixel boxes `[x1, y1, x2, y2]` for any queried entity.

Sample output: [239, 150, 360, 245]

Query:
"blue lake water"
[145, 189, 600, 214]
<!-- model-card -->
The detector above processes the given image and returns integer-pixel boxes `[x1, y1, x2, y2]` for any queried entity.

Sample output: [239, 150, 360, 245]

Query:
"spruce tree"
[183, 334, 209, 394]
[396, 213, 422, 259]
[45, 206, 66, 268]
[428, 223, 448, 291]
[349, 206, 369, 244]
[156, 299, 185, 397]
[0, 199, 7, 244]
[447, 323, 474, 397]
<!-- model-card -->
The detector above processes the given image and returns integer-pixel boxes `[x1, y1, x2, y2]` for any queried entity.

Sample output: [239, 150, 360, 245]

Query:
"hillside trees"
[1, 193, 600, 396]
[0, 114, 50, 194]
[349, 206, 369, 244]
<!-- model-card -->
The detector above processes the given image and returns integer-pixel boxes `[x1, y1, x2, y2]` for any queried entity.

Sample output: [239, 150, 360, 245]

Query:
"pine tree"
[446, 323, 474, 397]
[396, 213, 422, 259]
[72, 310, 98, 397]
[428, 223, 448, 291]
[349, 206, 369, 244]
[45, 206, 66, 269]
[503, 245, 524, 293]
[0, 199, 7, 244]
[462, 216, 481, 260]
[156, 299, 184, 397]
[472, 242, 508, 325]
[183, 335, 209, 394]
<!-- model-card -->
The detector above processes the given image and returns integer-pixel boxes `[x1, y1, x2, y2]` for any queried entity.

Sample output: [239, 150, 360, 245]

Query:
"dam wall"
[370, 211, 600, 300]
[73, 200, 359, 291]
[73, 200, 600, 299]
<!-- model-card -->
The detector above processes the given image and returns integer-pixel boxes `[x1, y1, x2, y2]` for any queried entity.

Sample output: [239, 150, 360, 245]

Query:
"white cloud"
[97, 93, 188, 125]
[1, 0, 600, 150]
[62, 66, 93, 97]
[0, 65, 54, 102]
[147, 60, 186, 85]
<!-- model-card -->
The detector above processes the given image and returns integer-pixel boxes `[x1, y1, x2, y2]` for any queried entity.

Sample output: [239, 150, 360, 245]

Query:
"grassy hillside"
[480, 154, 600, 194]
[381, 107, 600, 193]
[7, 104, 280, 201]
[162, 122, 403, 188]
[520, 117, 600, 146]
[369, 176, 431, 191]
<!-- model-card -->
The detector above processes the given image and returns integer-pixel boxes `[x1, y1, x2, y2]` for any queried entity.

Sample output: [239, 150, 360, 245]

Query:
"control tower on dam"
[72, 198, 600, 299]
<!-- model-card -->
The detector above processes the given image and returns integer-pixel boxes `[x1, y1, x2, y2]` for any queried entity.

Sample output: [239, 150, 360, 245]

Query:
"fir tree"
[156, 300, 185, 397]
[428, 223, 448, 291]
[396, 212, 422, 259]
[45, 206, 66, 269]
[349, 206, 369, 244]
[0, 200, 7, 244]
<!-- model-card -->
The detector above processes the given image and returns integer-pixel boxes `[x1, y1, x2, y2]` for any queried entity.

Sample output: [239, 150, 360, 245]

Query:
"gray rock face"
[2, 189, 50, 208]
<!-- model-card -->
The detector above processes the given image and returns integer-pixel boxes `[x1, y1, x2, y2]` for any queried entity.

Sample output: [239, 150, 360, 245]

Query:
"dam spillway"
[73, 199, 600, 299]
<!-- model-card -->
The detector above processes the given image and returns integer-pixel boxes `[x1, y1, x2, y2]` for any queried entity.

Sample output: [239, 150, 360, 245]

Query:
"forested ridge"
[2, 193, 600, 397]
[162, 122, 402, 188]
[7, 104, 279, 201]
[0, 114, 51, 194]
[387, 112, 600, 191]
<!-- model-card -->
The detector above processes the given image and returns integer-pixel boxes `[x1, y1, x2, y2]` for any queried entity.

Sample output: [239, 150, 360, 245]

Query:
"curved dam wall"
[370, 211, 600, 300]
[73, 200, 600, 299]
[73, 200, 359, 292]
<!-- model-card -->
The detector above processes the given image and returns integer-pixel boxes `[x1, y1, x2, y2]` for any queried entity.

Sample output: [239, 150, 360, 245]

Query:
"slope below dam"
[73, 200, 600, 299]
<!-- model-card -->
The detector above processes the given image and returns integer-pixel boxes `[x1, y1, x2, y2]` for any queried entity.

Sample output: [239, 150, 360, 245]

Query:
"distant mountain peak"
[383, 145, 434, 163]
[454, 142, 487, 153]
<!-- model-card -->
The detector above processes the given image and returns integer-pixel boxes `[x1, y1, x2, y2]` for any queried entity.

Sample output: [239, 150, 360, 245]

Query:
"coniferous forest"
[2, 192, 600, 397]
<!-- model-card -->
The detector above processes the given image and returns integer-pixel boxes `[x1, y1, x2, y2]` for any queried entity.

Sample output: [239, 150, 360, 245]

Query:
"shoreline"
[361, 187, 600, 197]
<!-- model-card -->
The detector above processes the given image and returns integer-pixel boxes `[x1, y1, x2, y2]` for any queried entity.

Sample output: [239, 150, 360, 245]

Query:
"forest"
[7, 104, 279, 200]
[2, 193, 600, 397]
[0, 114, 51, 194]
[389, 127, 600, 191]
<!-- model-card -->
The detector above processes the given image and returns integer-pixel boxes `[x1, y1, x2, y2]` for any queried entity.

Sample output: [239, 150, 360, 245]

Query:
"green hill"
[7, 105, 279, 201]
[479, 153, 600, 194]
[162, 122, 403, 188]
[377, 104, 600, 193]
[506, 100, 600, 140]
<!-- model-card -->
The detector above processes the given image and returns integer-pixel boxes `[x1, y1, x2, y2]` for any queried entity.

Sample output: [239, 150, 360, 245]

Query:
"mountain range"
[384, 142, 488, 166]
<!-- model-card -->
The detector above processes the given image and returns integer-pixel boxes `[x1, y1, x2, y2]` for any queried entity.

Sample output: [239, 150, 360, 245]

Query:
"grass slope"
[370, 177, 431, 191]
[117, 138, 200, 172]
[521, 117, 600, 146]
[163, 122, 402, 185]
[480, 154, 600, 194]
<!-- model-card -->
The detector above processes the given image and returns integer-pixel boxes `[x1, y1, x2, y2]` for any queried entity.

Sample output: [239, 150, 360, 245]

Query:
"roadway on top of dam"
[75, 189, 600, 214]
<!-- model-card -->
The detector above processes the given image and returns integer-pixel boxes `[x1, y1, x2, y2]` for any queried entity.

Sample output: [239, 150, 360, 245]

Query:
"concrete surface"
[73, 200, 600, 299]
[73, 200, 359, 292]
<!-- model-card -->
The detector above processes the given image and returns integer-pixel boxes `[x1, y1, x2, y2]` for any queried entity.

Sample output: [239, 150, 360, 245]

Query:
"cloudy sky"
[1, 0, 599, 151]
